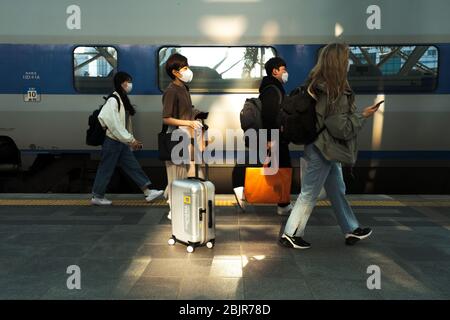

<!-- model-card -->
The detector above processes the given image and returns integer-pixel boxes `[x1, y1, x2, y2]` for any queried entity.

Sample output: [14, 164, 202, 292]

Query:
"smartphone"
[374, 100, 385, 109]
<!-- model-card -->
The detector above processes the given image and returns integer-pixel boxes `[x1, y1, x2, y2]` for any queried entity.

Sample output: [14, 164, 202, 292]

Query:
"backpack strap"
[260, 84, 283, 105]
[103, 93, 121, 112]
[301, 85, 326, 137]
[317, 126, 326, 136]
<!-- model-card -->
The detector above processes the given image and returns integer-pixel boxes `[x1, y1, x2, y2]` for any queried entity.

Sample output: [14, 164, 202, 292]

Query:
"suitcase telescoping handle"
[202, 119, 209, 180]
[193, 118, 209, 180]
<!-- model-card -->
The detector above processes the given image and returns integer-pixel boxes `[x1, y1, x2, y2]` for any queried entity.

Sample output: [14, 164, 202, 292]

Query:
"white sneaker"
[145, 190, 164, 202]
[277, 203, 293, 216]
[167, 211, 172, 220]
[91, 197, 112, 206]
[233, 186, 247, 211]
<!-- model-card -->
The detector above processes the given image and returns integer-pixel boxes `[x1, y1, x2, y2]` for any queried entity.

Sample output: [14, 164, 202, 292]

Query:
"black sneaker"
[345, 227, 372, 246]
[279, 234, 311, 249]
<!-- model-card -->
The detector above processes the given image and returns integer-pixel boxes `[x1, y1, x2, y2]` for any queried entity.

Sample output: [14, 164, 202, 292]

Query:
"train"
[1, 0, 450, 194]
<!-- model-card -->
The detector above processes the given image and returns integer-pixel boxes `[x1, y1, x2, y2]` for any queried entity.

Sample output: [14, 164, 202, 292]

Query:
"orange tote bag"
[244, 167, 292, 204]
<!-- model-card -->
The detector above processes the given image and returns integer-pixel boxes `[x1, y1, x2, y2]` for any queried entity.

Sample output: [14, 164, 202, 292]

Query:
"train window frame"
[341, 44, 440, 93]
[72, 45, 119, 94]
[157, 46, 278, 94]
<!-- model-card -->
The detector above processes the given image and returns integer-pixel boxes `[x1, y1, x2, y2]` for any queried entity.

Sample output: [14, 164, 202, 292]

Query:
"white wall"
[1, 0, 450, 44]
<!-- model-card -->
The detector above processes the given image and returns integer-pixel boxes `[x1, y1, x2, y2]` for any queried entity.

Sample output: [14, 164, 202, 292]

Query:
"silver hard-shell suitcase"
[168, 119, 215, 253]
[168, 177, 215, 252]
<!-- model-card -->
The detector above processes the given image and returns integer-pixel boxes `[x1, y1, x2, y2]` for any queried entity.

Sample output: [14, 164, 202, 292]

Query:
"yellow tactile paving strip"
[0, 199, 449, 207]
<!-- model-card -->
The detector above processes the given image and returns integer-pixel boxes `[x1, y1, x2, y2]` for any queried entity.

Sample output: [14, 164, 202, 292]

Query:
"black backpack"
[86, 94, 120, 146]
[277, 85, 324, 145]
[240, 84, 282, 147]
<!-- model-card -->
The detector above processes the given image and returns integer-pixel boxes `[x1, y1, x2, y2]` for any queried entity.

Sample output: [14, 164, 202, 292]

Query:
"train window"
[158, 47, 277, 93]
[73, 46, 118, 93]
[348, 45, 439, 93]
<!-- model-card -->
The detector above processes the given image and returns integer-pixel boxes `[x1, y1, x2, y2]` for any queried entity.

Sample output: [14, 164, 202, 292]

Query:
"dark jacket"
[259, 75, 285, 141]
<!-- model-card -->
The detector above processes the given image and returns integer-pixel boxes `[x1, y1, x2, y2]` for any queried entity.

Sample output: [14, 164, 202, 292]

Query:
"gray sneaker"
[91, 197, 112, 206]
[277, 203, 293, 216]
[145, 190, 164, 202]
[233, 187, 247, 211]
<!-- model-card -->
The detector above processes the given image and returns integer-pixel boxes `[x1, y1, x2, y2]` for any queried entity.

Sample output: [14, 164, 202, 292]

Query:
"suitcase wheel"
[206, 241, 214, 249]
[168, 238, 176, 246]
[187, 246, 195, 253]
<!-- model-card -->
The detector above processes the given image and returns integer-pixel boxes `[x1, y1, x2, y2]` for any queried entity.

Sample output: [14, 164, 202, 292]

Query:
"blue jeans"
[92, 137, 151, 198]
[284, 144, 360, 237]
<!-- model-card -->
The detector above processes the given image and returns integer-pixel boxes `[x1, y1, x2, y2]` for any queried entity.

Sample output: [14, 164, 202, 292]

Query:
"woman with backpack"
[91, 71, 163, 205]
[279, 43, 382, 249]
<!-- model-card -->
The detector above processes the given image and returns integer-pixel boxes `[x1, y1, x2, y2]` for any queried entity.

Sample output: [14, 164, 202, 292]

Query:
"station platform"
[0, 193, 449, 300]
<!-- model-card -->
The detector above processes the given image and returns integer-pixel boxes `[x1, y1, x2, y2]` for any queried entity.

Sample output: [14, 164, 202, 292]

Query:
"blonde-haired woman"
[280, 43, 382, 249]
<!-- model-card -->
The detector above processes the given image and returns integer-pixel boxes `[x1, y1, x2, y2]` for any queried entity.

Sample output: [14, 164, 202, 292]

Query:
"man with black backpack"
[234, 57, 293, 215]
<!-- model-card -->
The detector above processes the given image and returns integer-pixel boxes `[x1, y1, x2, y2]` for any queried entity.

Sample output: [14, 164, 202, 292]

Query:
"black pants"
[232, 142, 292, 206]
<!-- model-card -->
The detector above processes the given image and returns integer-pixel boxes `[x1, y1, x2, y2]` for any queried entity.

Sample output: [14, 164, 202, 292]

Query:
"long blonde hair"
[307, 43, 354, 114]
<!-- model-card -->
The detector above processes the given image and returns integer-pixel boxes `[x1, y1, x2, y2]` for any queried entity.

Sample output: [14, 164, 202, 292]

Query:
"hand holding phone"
[373, 100, 385, 109]
[363, 100, 384, 118]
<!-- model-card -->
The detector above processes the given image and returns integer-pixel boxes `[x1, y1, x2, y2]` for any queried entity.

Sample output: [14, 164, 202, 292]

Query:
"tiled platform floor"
[0, 194, 449, 300]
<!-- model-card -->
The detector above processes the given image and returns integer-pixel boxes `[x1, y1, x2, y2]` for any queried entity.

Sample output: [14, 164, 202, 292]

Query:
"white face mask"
[281, 71, 289, 84]
[125, 82, 133, 93]
[179, 68, 193, 83]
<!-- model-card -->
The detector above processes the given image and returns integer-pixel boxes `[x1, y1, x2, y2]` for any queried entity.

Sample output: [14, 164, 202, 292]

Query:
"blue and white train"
[1, 0, 449, 193]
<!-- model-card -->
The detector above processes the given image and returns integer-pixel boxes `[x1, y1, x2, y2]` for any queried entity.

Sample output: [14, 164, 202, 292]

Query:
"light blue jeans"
[92, 137, 151, 198]
[284, 144, 360, 237]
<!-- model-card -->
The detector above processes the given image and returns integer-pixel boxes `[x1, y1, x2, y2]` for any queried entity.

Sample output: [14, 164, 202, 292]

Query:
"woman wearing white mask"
[162, 54, 208, 220]
[91, 71, 164, 205]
